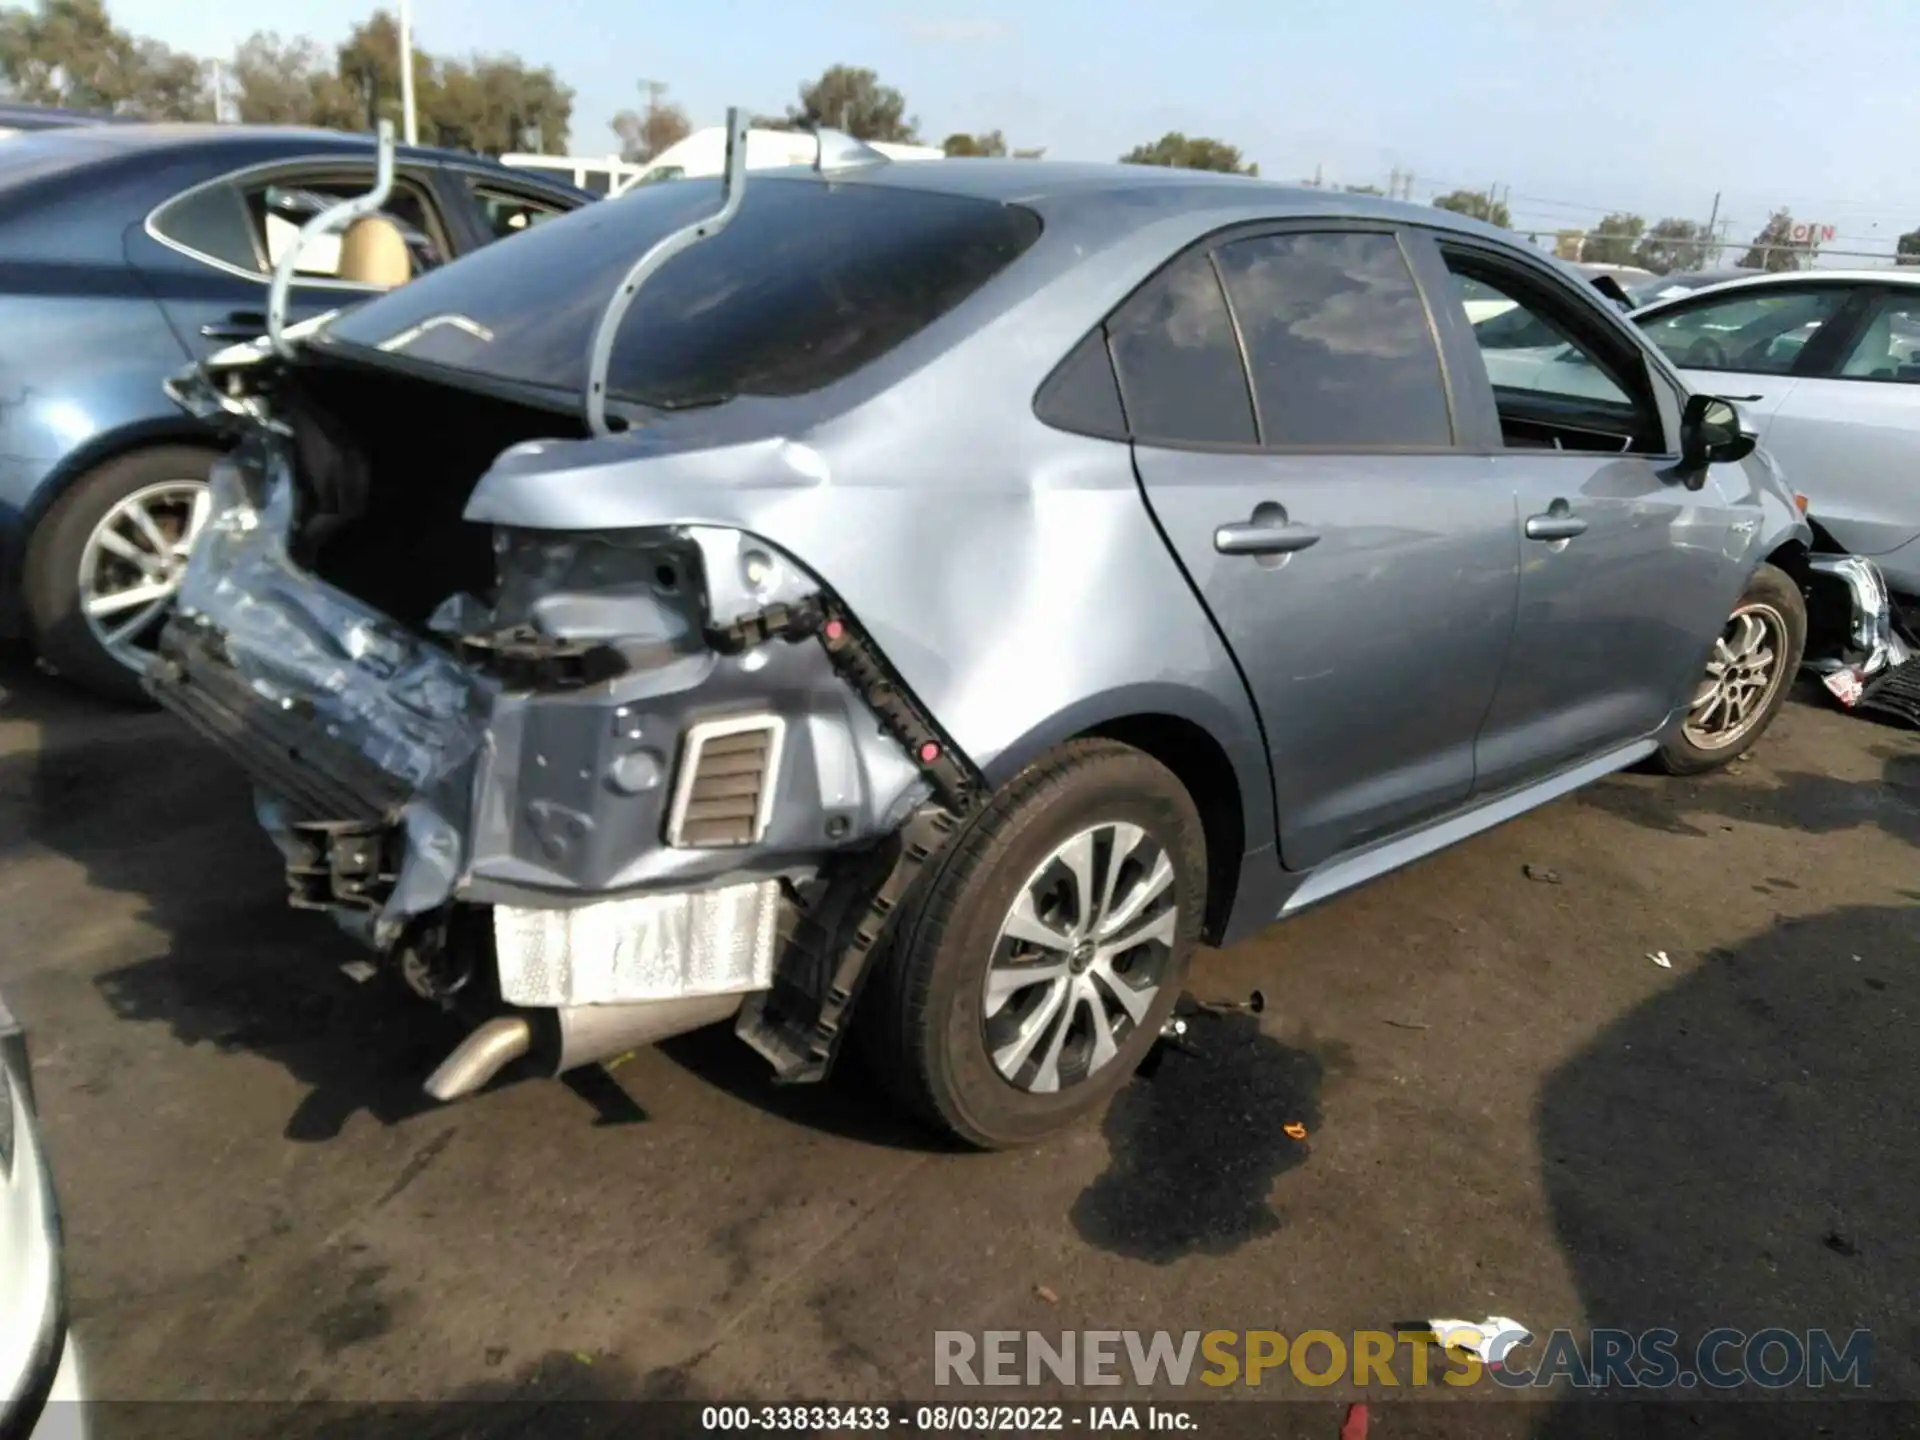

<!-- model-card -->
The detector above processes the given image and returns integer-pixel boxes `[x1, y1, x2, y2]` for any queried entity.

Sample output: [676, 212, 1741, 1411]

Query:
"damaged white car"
[151, 118, 1817, 1147]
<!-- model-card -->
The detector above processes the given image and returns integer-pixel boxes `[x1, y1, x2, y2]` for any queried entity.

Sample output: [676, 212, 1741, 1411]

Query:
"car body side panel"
[1753, 374, 1920, 568]
[1130, 448, 1518, 872]
[1472, 452, 1747, 790]
[0, 284, 192, 630]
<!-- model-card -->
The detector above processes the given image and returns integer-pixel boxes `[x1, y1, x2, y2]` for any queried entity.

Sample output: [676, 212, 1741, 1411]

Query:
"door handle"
[1214, 507, 1322, 556]
[199, 311, 269, 341]
[1524, 508, 1589, 542]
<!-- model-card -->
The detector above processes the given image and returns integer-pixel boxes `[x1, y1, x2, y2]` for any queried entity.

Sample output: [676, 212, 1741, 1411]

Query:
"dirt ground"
[3, 652, 1917, 1437]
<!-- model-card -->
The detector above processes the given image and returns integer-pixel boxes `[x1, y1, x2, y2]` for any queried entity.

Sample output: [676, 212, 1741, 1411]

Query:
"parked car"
[1, 991, 83, 1440]
[0, 102, 129, 138]
[151, 154, 1809, 1149]
[1631, 270, 1920, 600]
[0, 124, 591, 702]
[1625, 266, 1765, 308]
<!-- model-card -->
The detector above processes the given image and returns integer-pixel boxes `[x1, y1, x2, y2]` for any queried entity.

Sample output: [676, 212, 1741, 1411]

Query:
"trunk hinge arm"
[267, 119, 397, 360]
[583, 107, 751, 439]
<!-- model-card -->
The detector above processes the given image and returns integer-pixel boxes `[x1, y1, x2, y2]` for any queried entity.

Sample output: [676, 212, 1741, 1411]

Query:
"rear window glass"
[323, 176, 1042, 408]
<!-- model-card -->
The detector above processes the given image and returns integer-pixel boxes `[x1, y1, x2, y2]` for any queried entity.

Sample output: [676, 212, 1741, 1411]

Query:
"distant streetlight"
[398, 0, 419, 145]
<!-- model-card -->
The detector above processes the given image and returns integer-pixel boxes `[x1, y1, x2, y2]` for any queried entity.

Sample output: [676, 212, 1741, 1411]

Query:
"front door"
[1117, 229, 1518, 871]
[1430, 239, 1752, 792]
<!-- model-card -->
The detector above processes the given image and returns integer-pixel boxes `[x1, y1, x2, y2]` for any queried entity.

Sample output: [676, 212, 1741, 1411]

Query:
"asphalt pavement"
[3, 652, 1917, 1438]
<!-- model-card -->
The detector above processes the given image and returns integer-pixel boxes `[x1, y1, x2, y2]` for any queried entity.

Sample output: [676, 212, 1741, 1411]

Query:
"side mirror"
[1680, 394, 1756, 473]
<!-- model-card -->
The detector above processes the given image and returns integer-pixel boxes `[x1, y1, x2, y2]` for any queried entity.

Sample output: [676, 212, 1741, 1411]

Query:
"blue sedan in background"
[0, 122, 590, 700]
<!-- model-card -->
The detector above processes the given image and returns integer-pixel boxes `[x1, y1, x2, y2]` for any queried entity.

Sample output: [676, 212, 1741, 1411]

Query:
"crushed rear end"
[152, 337, 975, 1095]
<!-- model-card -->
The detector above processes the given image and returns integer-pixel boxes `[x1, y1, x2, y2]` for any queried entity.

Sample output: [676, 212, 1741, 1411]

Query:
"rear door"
[1120, 225, 1518, 871]
[1427, 237, 1752, 791]
[1752, 285, 1920, 586]
[127, 157, 456, 359]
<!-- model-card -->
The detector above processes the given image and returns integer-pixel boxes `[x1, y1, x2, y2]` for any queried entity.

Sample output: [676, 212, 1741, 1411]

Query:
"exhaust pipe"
[424, 1015, 532, 1102]
[424, 993, 747, 1102]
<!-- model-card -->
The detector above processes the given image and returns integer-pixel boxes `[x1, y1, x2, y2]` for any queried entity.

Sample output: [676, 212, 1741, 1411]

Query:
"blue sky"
[111, 0, 1920, 259]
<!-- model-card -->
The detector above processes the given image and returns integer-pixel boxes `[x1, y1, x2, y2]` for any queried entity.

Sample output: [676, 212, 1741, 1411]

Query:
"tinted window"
[1638, 287, 1846, 374]
[325, 177, 1041, 407]
[151, 182, 258, 270]
[1034, 329, 1127, 439]
[1214, 232, 1450, 447]
[470, 183, 568, 240]
[1835, 294, 1920, 381]
[1106, 250, 1256, 446]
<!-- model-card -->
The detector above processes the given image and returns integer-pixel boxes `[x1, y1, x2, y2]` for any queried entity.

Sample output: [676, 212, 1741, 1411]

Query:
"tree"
[1899, 226, 1920, 267]
[0, 0, 206, 117]
[942, 129, 1005, 157]
[229, 31, 353, 125]
[1119, 132, 1257, 175]
[1432, 188, 1510, 227]
[1739, 209, 1802, 272]
[783, 64, 916, 142]
[427, 54, 571, 154]
[1634, 217, 1712, 275]
[611, 83, 690, 162]
[1578, 211, 1645, 265]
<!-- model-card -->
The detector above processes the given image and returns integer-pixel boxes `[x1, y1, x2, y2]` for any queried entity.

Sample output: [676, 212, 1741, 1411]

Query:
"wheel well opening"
[1081, 714, 1244, 944]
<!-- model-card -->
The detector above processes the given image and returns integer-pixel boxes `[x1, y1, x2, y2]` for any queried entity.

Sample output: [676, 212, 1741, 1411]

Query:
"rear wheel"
[862, 740, 1206, 1149]
[1655, 561, 1805, 775]
[22, 446, 217, 704]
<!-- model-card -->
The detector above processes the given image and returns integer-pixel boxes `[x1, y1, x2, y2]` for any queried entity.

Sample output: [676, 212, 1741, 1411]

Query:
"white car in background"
[1, 994, 82, 1440]
[1634, 270, 1920, 601]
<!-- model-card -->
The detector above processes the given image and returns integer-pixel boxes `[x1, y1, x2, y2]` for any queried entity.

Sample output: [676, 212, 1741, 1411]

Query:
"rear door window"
[1212, 230, 1452, 447]
[323, 177, 1042, 406]
[1105, 249, 1257, 446]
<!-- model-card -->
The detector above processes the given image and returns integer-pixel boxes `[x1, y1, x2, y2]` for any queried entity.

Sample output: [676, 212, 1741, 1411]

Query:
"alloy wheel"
[1683, 602, 1788, 750]
[77, 480, 211, 674]
[981, 820, 1178, 1094]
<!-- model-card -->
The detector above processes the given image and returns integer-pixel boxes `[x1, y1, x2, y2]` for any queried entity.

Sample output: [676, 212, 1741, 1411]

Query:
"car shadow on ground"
[1524, 900, 1920, 1436]
[1581, 740, 1920, 849]
[1, 655, 467, 1142]
[1, 655, 973, 1152]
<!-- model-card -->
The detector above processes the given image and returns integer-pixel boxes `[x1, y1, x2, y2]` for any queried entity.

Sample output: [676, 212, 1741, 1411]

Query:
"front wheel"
[1655, 561, 1806, 775]
[862, 740, 1207, 1149]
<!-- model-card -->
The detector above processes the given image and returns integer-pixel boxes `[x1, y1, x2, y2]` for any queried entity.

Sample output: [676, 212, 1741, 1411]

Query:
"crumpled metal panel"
[1808, 553, 1914, 708]
[178, 445, 492, 792]
[492, 878, 780, 1006]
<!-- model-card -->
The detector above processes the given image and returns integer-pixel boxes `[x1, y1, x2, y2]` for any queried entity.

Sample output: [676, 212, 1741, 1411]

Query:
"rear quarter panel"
[462, 196, 1295, 931]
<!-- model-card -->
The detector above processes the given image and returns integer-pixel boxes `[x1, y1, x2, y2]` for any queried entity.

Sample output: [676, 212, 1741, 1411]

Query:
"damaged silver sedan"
[148, 118, 1814, 1147]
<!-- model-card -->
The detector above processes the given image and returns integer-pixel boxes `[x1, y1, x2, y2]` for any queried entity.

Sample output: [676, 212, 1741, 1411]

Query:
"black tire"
[21, 445, 218, 705]
[861, 739, 1207, 1150]
[1654, 561, 1806, 775]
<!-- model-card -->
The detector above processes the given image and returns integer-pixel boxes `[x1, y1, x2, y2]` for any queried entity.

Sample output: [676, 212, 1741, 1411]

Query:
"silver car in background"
[149, 145, 1810, 1149]
[1632, 270, 1920, 602]
[1, 993, 83, 1440]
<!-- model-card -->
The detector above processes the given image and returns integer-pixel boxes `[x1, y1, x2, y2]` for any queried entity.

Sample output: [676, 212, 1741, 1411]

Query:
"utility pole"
[398, 0, 418, 145]
[1704, 191, 1720, 268]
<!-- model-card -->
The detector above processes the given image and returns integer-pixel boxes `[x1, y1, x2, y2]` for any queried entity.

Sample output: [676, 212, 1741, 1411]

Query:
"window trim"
[1634, 279, 1866, 380]
[1049, 217, 1472, 457]
[1431, 233, 1676, 458]
[145, 154, 453, 291]
[1809, 285, 1920, 386]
